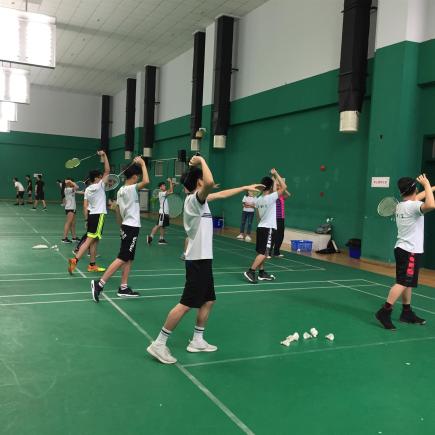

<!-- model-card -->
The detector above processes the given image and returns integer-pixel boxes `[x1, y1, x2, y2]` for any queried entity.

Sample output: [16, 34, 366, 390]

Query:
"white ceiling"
[0, 0, 267, 95]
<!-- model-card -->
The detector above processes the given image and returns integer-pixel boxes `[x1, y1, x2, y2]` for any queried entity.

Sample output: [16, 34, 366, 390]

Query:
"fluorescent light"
[0, 118, 10, 132]
[0, 102, 17, 121]
[0, 67, 30, 104]
[0, 7, 56, 68]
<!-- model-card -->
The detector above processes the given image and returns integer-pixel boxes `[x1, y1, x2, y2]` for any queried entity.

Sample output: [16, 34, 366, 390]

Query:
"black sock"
[90, 262, 95, 266]
[249, 268, 255, 273]
[383, 302, 393, 310]
[402, 304, 411, 311]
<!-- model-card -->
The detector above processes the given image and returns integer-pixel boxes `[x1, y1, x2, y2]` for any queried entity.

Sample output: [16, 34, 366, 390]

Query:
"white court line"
[0, 279, 373, 299]
[102, 292, 255, 435]
[330, 280, 435, 316]
[20, 216, 38, 234]
[182, 335, 435, 368]
[360, 279, 435, 302]
[0, 282, 377, 306]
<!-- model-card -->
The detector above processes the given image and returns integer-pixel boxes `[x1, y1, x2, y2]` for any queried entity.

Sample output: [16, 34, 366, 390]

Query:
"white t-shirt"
[395, 200, 425, 253]
[242, 195, 255, 212]
[64, 187, 76, 210]
[255, 192, 278, 229]
[184, 193, 213, 260]
[159, 191, 169, 215]
[117, 184, 141, 227]
[84, 180, 107, 215]
[14, 181, 24, 192]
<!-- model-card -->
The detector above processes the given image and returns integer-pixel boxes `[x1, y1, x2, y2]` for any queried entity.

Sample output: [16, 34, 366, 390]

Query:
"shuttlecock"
[310, 328, 318, 338]
[303, 332, 313, 340]
[280, 339, 291, 347]
[286, 332, 299, 342]
[32, 244, 49, 249]
[325, 333, 335, 341]
[51, 245, 58, 249]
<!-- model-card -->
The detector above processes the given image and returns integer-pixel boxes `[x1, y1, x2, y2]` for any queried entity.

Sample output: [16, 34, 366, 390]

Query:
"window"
[154, 160, 163, 177]
[174, 160, 186, 177]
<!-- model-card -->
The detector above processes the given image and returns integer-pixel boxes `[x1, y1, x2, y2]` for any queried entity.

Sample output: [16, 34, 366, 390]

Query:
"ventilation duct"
[190, 31, 206, 152]
[100, 95, 111, 159]
[338, 0, 372, 133]
[143, 65, 157, 158]
[212, 15, 234, 149]
[124, 78, 136, 159]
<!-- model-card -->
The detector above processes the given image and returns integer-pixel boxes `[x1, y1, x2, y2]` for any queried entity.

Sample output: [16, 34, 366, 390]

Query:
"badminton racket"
[76, 181, 87, 192]
[104, 157, 146, 192]
[377, 196, 399, 217]
[167, 194, 184, 218]
[65, 152, 100, 169]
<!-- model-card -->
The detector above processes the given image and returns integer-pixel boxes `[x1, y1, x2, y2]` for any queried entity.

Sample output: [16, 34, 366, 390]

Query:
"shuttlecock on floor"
[303, 332, 313, 340]
[286, 332, 299, 342]
[51, 245, 58, 249]
[280, 339, 291, 347]
[32, 244, 48, 249]
[325, 333, 335, 341]
[310, 328, 318, 338]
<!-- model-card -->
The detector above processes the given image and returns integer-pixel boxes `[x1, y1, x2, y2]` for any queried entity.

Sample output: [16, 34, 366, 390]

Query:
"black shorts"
[87, 214, 105, 239]
[180, 259, 215, 308]
[157, 213, 170, 227]
[35, 193, 45, 200]
[256, 227, 275, 255]
[118, 225, 140, 261]
[65, 209, 76, 215]
[16, 192, 24, 199]
[395, 247, 422, 288]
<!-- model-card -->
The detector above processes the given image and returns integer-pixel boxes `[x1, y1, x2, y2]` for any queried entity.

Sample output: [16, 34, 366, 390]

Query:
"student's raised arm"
[271, 168, 287, 194]
[190, 155, 214, 202]
[98, 150, 110, 183]
[418, 174, 435, 213]
[134, 157, 150, 190]
[208, 184, 264, 202]
[166, 178, 174, 195]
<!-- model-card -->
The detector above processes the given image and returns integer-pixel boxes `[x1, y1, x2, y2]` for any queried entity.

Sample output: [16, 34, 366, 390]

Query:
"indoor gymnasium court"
[1, 1, 435, 434]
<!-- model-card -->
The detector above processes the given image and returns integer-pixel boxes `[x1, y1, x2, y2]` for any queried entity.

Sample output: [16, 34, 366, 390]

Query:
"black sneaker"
[117, 287, 140, 298]
[147, 235, 153, 245]
[258, 271, 276, 281]
[72, 237, 80, 242]
[158, 239, 168, 245]
[91, 280, 103, 303]
[62, 238, 72, 244]
[375, 308, 396, 330]
[244, 269, 258, 284]
[400, 310, 426, 325]
[14, 203, 19, 206]
[43, 208, 47, 212]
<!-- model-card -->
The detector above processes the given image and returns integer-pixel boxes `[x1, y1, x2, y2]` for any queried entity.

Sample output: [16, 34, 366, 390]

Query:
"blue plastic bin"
[291, 240, 313, 252]
[349, 246, 361, 259]
[213, 217, 224, 229]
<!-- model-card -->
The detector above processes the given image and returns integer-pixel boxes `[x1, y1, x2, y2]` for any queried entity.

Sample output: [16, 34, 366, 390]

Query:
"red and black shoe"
[375, 308, 396, 330]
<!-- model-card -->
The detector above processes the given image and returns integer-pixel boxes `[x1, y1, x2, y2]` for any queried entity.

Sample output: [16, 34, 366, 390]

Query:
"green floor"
[1, 201, 435, 435]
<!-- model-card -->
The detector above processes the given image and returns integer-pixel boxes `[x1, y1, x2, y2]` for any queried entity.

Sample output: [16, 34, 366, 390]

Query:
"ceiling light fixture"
[0, 67, 30, 104]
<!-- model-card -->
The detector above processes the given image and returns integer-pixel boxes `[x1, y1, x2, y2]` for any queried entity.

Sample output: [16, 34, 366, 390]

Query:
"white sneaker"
[186, 339, 218, 353]
[236, 234, 244, 240]
[245, 235, 252, 242]
[147, 342, 177, 364]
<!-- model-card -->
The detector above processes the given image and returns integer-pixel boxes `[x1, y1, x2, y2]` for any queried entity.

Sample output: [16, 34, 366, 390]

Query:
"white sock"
[120, 283, 128, 290]
[99, 279, 106, 287]
[155, 327, 171, 345]
[193, 326, 205, 342]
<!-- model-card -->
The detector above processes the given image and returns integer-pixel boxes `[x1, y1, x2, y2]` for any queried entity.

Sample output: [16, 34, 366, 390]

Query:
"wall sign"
[371, 177, 390, 188]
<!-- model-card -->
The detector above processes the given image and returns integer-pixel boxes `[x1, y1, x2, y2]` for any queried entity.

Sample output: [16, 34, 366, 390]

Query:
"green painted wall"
[0, 132, 100, 200]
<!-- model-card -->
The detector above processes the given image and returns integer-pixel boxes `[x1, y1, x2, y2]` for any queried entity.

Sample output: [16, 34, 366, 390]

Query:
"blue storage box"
[291, 240, 313, 252]
[213, 217, 224, 229]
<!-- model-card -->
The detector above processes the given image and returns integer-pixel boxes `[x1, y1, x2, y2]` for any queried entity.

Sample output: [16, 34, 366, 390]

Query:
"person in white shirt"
[147, 179, 174, 245]
[13, 177, 25, 206]
[147, 155, 262, 364]
[376, 174, 435, 330]
[244, 168, 287, 284]
[68, 150, 110, 274]
[62, 179, 80, 244]
[236, 191, 256, 242]
[91, 157, 149, 302]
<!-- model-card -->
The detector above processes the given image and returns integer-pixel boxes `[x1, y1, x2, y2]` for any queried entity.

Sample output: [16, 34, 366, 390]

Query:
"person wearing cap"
[244, 168, 287, 284]
[376, 174, 435, 330]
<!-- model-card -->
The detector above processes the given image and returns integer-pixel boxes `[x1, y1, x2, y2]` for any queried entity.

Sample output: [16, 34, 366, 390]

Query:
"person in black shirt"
[25, 175, 33, 203]
[32, 175, 47, 211]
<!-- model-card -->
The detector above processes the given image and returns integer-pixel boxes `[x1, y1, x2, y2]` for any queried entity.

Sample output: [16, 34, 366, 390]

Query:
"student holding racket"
[375, 174, 435, 330]
[91, 157, 149, 301]
[147, 154, 263, 364]
[68, 150, 110, 274]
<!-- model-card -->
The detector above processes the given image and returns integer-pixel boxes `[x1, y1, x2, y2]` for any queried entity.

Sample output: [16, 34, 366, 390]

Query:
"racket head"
[76, 181, 86, 191]
[152, 188, 161, 199]
[167, 194, 184, 218]
[105, 174, 121, 192]
[377, 196, 399, 217]
[65, 157, 80, 169]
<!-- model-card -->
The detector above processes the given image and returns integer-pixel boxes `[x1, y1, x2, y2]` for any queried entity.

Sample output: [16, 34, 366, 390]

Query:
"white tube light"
[0, 118, 10, 132]
[0, 67, 30, 104]
[0, 6, 56, 68]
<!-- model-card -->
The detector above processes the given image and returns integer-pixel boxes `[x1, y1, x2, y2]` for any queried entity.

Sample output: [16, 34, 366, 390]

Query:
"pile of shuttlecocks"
[280, 328, 334, 346]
